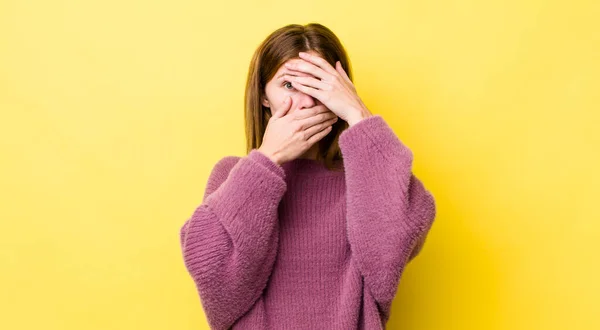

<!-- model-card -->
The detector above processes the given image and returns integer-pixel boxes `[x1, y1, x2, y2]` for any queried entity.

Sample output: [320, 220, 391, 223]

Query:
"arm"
[179, 149, 287, 330]
[338, 115, 437, 322]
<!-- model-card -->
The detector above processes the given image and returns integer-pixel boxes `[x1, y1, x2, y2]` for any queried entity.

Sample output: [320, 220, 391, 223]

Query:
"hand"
[282, 52, 373, 126]
[258, 96, 339, 165]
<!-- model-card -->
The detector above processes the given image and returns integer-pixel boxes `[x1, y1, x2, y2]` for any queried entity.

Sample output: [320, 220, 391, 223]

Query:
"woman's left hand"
[283, 52, 373, 126]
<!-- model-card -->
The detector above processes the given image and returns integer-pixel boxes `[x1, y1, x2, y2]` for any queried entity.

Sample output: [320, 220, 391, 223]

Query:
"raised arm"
[179, 149, 287, 330]
[338, 115, 437, 323]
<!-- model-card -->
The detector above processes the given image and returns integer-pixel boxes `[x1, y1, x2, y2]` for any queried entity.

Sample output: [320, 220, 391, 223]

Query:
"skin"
[261, 50, 373, 161]
[261, 51, 330, 160]
[283, 51, 373, 126]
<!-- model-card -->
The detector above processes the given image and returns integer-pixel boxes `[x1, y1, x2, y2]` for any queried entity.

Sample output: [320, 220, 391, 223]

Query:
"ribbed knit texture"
[179, 115, 437, 330]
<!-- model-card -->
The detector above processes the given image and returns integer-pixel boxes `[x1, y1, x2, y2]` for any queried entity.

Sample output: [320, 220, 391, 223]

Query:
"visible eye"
[283, 81, 294, 90]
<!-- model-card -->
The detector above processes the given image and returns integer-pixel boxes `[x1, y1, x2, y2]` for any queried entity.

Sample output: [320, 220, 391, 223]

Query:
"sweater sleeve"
[338, 114, 437, 322]
[179, 149, 287, 330]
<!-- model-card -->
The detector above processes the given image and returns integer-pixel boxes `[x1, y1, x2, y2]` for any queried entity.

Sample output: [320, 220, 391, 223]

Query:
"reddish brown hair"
[244, 23, 353, 171]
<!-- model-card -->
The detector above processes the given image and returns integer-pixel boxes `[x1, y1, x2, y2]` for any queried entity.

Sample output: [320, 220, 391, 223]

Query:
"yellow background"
[1, 0, 598, 329]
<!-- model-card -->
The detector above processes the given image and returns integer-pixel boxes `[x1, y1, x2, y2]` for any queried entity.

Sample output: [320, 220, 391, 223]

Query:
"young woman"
[179, 23, 437, 330]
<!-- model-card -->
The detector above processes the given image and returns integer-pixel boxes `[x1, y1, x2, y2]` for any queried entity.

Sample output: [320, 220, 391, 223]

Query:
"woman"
[179, 23, 437, 330]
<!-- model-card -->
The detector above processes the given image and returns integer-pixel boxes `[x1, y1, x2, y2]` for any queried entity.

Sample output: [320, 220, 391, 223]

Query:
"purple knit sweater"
[179, 115, 436, 329]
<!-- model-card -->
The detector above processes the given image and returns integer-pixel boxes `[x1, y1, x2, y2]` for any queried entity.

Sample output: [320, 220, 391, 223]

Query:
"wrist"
[347, 108, 373, 127]
[257, 148, 281, 165]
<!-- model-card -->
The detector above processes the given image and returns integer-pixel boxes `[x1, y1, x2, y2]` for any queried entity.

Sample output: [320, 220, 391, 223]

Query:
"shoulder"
[203, 155, 243, 200]
[211, 155, 242, 177]
[215, 155, 242, 170]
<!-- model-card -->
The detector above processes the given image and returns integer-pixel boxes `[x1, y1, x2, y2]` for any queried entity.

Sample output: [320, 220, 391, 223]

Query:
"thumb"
[272, 96, 291, 119]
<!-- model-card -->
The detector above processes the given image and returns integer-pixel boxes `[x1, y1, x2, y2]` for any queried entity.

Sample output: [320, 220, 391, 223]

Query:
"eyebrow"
[275, 69, 312, 81]
[276, 72, 292, 81]
[275, 71, 308, 81]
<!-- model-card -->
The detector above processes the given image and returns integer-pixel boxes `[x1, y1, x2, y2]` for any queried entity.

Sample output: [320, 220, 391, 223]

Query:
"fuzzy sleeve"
[179, 149, 287, 330]
[338, 115, 437, 323]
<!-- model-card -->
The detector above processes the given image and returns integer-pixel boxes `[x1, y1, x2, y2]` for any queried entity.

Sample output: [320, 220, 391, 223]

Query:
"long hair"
[244, 23, 353, 171]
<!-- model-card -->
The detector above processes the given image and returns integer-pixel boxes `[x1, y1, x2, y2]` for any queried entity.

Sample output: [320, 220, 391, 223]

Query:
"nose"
[295, 92, 318, 110]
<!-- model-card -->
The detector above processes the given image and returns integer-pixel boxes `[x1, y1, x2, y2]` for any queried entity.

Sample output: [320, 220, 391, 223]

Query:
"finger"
[298, 52, 338, 76]
[290, 81, 324, 101]
[336, 61, 352, 85]
[285, 58, 331, 81]
[272, 96, 292, 119]
[305, 119, 335, 143]
[297, 111, 337, 128]
[284, 74, 329, 91]
[292, 104, 331, 120]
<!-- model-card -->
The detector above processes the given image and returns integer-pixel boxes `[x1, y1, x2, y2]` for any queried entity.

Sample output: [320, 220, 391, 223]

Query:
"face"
[261, 50, 327, 117]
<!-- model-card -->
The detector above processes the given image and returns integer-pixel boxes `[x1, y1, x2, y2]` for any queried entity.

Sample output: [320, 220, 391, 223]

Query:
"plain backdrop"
[1, 0, 599, 329]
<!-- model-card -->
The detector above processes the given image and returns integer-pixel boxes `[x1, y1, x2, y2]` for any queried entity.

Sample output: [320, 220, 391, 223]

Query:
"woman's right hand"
[258, 96, 338, 165]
